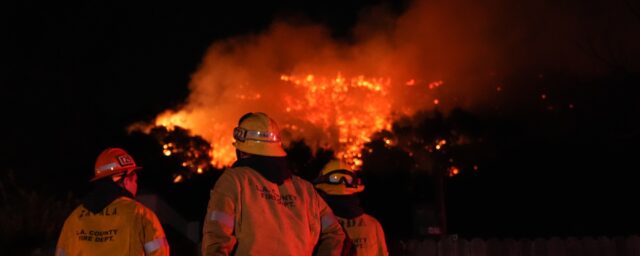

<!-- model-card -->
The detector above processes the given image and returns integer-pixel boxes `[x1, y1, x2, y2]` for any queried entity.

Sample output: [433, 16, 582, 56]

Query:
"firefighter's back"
[57, 197, 166, 256]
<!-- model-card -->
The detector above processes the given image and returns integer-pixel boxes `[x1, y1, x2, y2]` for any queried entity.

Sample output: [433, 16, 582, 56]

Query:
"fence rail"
[399, 235, 640, 256]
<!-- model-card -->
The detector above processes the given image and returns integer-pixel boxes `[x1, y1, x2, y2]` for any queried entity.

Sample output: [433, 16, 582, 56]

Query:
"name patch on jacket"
[78, 207, 118, 219]
[75, 229, 118, 242]
[352, 237, 368, 248]
[256, 185, 297, 208]
[338, 218, 366, 228]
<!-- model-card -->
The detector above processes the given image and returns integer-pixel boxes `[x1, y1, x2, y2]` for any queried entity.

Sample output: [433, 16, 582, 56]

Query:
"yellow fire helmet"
[92, 148, 142, 182]
[314, 159, 365, 195]
[233, 112, 287, 157]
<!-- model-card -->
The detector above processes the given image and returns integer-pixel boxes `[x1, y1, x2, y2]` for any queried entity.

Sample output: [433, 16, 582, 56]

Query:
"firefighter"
[56, 147, 169, 256]
[202, 112, 345, 255]
[314, 160, 388, 256]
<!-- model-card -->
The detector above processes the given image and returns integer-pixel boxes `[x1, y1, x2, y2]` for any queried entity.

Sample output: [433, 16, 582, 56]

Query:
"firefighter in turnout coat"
[315, 160, 388, 256]
[56, 147, 169, 256]
[202, 112, 345, 255]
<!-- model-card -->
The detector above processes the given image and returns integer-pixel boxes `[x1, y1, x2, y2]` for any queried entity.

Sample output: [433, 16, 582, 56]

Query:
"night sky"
[3, 1, 407, 184]
[2, 0, 640, 247]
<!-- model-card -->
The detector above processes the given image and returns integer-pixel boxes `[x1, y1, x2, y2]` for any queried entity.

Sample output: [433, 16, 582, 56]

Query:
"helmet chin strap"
[113, 171, 137, 196]
[236, 149, 251, 159]
[112, 173, 126, 183]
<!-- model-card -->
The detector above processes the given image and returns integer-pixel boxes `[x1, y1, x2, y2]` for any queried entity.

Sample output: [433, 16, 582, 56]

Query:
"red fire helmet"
[91, 148, 142, 182]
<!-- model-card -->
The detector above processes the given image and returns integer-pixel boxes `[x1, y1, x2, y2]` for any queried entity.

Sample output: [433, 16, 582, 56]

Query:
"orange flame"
[279, 73, 393, 167]
[144, 73, 438, 170]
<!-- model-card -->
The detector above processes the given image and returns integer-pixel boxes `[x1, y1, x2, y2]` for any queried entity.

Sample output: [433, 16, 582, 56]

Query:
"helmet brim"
[233, 140, 287, 157]
[90, 166, 143, 182]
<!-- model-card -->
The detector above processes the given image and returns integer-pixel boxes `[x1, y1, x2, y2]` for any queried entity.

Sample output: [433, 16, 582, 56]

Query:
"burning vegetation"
[147, 126, 214, 182]
[127, 69, 485, 184]
[135, 98, 487, 183]
[279, 73, 393, 169]
[125, 11, 505, 181]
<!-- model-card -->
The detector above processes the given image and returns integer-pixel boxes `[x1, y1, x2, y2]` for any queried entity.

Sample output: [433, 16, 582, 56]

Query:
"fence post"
[402, 235, 640, 256]
[565, 237, 583, 256]
[597, 236, 615, 256]
[504, 238, 519, 256]
[487, 238, 507, 256]
[458, 238, 471, 256]
[613, 236, 626, 256]
[547, 237, 566, 256]
[470, 238, 486, 256]
[582, 237, 599, 256]
[533, 238, 548, 256]
[405, 239, 419, 256]
[441, 235, 458, 256]
[519, 239, 534, 256]
[626, 235, 640, 256]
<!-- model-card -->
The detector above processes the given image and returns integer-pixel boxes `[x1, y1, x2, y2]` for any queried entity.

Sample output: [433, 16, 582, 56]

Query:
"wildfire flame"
[126, 15, 480, 176]
[125, 0, 594, 181]
[279, 73, 393, 169]
[151, 73, 415, 170]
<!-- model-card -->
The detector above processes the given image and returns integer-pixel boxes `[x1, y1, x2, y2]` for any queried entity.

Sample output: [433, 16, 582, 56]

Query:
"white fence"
[399, 235, 640, 256]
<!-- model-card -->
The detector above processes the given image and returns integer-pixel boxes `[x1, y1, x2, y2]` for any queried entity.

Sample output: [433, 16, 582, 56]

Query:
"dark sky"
[2, 0, 640, 238]
[1, 0, 407, 182]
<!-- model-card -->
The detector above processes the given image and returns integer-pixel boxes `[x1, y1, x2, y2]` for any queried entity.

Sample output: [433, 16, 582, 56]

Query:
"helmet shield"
[314, 160, 365, 195]
[232, 112, 286, 157]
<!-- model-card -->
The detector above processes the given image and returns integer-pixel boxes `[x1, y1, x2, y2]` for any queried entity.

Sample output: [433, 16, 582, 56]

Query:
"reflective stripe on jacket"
[56, 197, 169, 256]
[337, 214, 388, 256]
[202, 166, 345, 255]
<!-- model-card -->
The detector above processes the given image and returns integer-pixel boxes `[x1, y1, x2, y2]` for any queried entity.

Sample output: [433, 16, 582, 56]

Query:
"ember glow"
[448, 166, 460, 177]
[162, 143, 173, 156]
